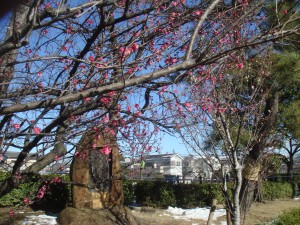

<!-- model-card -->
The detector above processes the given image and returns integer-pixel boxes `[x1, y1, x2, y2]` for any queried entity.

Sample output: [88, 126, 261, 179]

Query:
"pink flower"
[9, 209, 15, 217]
[87, 19, 93, 25]
[135, 111, 142, 117]
[100, 97, 112, 106]
[23, 198, 31, 205]
[0, 154, 3, 161]
[33, 127, 41, 134]
[131, 43, 139, 51]
[194, 10, 202, 16]
[283, 9, 288, 15]
[54, 155, 60, 161]
[62, 46, 68, 52]
[236, 63, 244, 69]
[44, 3, 51, 9]
[107, 91, 116, 97]
[52, 177, 62, 183]
[88, 55, 95, 62]
[37, 185, 46, 199]
[73, 79, 78, 86]
[13, 172, 22, 179]
[13, 123, 20, 129]
[100, 146, 111, 155]
[119, 46, 133, 58]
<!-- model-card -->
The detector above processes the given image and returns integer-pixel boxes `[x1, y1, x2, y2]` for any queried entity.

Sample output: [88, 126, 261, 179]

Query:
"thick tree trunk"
[0, 1, 33, 96]
[238, 93, 279, 224]
[239, 178, 257, 223]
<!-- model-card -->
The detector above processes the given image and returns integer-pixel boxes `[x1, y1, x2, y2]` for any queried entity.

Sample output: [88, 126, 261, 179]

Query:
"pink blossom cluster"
[100, 145, 112, 155]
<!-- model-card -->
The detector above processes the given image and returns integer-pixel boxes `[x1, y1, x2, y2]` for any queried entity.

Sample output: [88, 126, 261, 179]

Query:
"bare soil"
[132, 198, 300, 225]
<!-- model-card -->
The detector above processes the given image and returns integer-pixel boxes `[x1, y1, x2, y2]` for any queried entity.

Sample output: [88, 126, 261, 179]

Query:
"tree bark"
[239, 93, 279, 223]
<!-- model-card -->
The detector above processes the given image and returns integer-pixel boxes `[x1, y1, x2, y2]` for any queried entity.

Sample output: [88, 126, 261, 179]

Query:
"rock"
[57, 206, 141, 225]
[71, 131, 123, 210]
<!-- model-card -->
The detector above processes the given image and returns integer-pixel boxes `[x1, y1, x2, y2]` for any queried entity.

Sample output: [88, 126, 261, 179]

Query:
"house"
[182, 155, 224, 182]
[0, 151, 36, 171]
[0, 151, 71, 174]
[143, 153, 183, 180]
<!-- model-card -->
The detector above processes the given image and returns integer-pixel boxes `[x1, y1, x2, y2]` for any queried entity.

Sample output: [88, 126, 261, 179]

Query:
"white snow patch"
[22, 214, 57, 225]
[165, 206, 226, 221]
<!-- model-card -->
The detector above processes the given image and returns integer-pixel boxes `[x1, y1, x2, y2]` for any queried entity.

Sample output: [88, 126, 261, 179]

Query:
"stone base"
[57, 206, 141, 225]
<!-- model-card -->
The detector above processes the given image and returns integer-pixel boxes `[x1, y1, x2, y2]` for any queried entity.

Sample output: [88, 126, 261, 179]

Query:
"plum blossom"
[52, 177, 62, 183]
[37, 185, 47, 199]
[88, 55, 95, 62]
[23, 198, 31, 205]
[100, 146, 112, 155]
[33, 127, 41, 134]
[13, 123, 20, 129]
[9, 209, 15, 217]
[236, 63, 244, 69]
[100, 96, 112, 106]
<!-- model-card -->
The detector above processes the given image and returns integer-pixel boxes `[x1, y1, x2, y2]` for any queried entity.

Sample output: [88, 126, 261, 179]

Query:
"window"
[176, 161, 181, 166]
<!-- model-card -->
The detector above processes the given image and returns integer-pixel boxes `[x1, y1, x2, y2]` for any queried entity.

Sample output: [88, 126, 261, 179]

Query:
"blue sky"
[159, 134, 189, 156]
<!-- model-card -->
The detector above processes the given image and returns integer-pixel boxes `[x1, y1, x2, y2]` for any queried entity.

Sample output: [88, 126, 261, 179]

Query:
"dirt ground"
[0, 198, 299, 225]
[132, 198, 300, 225]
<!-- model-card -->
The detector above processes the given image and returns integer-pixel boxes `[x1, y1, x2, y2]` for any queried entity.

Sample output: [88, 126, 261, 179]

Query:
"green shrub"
[122, 180, 135, 205]
[0, 172, 71, 207]
[0, 171, 11, 181]
[274, 208, 300, 225]
[263, 181, 293, 200]
[135, 180, 176, 208]
[0, 182, 40, 207]
[134, 180, 292, 208]
[135, 181, 228, 208]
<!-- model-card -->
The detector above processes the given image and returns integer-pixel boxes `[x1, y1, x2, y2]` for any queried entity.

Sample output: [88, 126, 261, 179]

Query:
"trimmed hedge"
[0, 171, 296, 208]
[132, 180, 232, 208]
[133, 180, 293, 208]
[263, 181, 293, 200]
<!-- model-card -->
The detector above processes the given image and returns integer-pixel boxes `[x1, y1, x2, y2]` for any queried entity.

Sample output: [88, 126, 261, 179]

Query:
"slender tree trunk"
[232, 167, 242, 225]
[287, 160, 294, 179]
